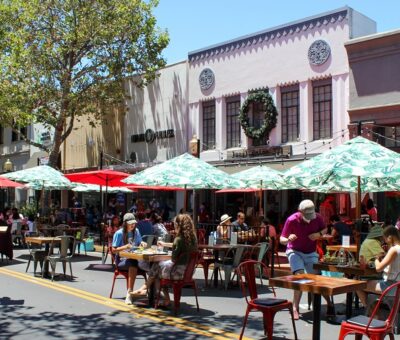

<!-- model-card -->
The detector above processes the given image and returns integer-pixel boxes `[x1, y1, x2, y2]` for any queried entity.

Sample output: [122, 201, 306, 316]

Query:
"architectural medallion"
[308, 40, 331, 65]
[199, 68, 215, 90]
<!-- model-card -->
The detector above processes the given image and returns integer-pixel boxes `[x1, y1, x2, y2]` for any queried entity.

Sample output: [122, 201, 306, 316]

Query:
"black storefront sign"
[131, 129, 174, 143]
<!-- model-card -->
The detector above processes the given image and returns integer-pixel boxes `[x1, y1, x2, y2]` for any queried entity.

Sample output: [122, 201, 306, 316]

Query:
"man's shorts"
[286, 249, 319, 274]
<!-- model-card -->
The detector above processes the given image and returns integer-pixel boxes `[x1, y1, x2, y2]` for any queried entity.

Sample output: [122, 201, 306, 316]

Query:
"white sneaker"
[125, 293, 133, 305]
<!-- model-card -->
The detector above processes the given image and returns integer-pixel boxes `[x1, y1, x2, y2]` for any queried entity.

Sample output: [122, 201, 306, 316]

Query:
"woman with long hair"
[148, 213, 198, 307]
[357, 226, 400, 306]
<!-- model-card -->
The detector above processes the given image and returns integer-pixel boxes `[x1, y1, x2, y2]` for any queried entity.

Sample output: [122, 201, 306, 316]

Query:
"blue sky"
[153, 0, 400, 64]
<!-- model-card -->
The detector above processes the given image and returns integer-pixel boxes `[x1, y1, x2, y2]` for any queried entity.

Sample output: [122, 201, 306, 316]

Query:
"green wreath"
[238, 90, 278, 140]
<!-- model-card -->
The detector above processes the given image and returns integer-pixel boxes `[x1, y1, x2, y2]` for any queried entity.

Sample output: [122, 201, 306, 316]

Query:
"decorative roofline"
[188, 7, 349, 62]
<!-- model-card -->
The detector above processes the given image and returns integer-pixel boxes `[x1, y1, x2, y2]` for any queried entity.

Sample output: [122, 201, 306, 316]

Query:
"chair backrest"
[367, 280, 400, 330]
[237, 260, 271, 302]
[256, 242, 270, 262]
[232, 246, 246, 267]
[59, 235, 74, 257]
[197, 229, 206, 245]
[180, 251, 201, 283]
[76, 226, 87, 241]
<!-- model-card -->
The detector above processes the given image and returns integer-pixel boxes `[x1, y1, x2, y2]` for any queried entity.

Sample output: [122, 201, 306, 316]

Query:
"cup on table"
[151, 245, 157, 252]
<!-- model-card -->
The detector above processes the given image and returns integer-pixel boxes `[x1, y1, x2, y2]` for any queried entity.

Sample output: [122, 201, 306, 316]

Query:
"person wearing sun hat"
[280, 199, 332, 320]
[359, 223, 385, 263]
[112, 212, 147, 305]
[216, 214, 232, 241]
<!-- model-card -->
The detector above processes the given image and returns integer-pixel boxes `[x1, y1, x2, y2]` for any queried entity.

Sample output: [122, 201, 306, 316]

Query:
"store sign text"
[131, 129, 175, 144]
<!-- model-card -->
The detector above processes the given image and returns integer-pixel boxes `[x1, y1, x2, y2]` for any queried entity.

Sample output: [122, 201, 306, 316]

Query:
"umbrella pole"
[259, 180, 263, 216]
[356, 176, 361, 219]
[183, 185, 187, 212]
[356, 176, 362, 259]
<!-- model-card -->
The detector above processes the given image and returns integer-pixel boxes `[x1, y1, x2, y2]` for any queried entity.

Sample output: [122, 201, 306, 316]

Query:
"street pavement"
[0, 249, 356, 339]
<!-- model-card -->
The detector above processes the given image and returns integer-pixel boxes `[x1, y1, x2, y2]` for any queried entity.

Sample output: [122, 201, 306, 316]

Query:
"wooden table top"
[25, 236, 61, 245]
[326, 244, 357, 253]
[198, 243, 256, 250]
[269, 273, 367, 296]
[314, 262, 377, 277]
[120, 250, 171, 262]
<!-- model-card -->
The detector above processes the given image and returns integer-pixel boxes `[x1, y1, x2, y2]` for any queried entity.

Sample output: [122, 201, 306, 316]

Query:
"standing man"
[232, 212, 249, 232]
[280, 199, 333, 319]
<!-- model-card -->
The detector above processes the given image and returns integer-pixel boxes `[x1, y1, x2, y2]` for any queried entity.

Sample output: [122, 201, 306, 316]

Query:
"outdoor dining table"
[198, 243, 255, 288]
[269, 273, 367, 340]
[120, 250, 171, 306]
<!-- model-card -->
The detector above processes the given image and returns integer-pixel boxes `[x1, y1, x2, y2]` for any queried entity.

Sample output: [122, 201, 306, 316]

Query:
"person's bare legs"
[128, 266, 138, 291]
[292, 269, 304, 319]
[356, 280, 379, 307]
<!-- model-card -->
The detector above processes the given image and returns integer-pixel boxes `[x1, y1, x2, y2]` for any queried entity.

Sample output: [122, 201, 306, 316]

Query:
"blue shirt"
[112, 228, 142, 248]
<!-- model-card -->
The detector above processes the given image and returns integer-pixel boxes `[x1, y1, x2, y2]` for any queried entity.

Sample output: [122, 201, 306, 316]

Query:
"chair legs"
[109, 275, 117, 298]
[239, 307, 251, 340]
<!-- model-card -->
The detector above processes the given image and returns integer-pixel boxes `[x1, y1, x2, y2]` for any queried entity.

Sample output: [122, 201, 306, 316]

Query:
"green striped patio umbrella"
[283, 136, 400, 216]
[284, 136, 400, 193]
[3, 165, 74, 190]
[231, 165, 290, 190]
[123, 153, 244, 189]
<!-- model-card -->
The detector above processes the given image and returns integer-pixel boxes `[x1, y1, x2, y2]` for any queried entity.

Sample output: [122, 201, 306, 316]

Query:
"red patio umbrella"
[0, 176, 25, 188]
[64, 169, 130, 187]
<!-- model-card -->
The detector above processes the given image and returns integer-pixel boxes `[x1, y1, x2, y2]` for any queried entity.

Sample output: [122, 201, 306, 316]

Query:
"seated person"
[150, 213, 168, 240]
[112, 213, 146, 305]
[136, 211, 153, 237]
[231, 212, 249, 232]
[330, 215, 353, 244]
[259, 217, 277, 239]
[359, 224, 385, 263]
[147, 214, 198, 307]
[357, 226, 400, 306]
[216, 214, 232, 242]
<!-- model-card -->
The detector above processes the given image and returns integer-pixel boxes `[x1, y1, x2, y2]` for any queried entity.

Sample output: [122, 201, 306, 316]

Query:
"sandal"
[293, 309, 300, 320]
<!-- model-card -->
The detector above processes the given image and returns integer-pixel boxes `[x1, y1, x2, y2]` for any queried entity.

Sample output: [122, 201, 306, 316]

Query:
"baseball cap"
[367, 223, 384, 239]
[299, 199, 316, 221]
[123, 212, 137, 225]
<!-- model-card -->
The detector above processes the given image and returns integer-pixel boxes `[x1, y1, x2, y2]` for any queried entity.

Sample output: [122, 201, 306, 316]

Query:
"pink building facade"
[187, 7, 376, 170]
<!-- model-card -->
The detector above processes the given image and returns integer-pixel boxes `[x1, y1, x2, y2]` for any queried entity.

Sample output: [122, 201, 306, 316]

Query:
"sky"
[153, 0, 400, 65]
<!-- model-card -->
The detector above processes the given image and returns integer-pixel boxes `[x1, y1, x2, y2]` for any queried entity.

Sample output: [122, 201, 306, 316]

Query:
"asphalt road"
[0, 249, 359, 339]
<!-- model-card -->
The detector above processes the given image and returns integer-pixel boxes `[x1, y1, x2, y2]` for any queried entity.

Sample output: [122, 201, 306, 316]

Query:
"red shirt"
[281, 212, 325, 254]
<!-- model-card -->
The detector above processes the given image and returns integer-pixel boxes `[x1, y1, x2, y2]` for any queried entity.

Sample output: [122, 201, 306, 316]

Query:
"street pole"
[189, 136, 200, 226]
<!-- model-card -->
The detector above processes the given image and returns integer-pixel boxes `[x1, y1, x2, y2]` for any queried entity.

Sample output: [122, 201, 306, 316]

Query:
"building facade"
[188, 7, 376, 167]
[345, 29, 400, 222]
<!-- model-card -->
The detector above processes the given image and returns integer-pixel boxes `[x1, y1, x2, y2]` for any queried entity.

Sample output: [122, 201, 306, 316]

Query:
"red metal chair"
[236, 260, 298, 340]
[155, 251, 201, 314]
[338, 280, 400, 340]
[109, 249, 147, 298]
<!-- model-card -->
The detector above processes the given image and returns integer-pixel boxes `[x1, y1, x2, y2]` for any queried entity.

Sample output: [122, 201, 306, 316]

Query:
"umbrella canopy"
[122, 153, 244, 189]
[3, 165, 74, 190]
[283, 136, 400, 193]
[72, 183, 134, 193]
[64, 169, 129, 187]
[230, 165, 289, 190]
[0, 176, 25, 188]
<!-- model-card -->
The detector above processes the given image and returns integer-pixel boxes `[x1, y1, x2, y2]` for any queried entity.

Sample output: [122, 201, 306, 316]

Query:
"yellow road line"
[0, 267, 251, 339]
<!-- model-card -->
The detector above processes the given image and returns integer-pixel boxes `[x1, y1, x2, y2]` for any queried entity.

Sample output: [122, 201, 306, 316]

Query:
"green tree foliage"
[0, 0, 169, 167]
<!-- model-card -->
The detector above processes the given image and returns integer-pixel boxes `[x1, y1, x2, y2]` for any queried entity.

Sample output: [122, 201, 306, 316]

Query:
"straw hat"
[366, 223, 384, 239]
[220, 214, 232, 224]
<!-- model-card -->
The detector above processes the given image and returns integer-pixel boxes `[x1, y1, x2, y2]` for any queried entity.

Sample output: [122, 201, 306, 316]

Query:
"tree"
[0, 0, 169, 168]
